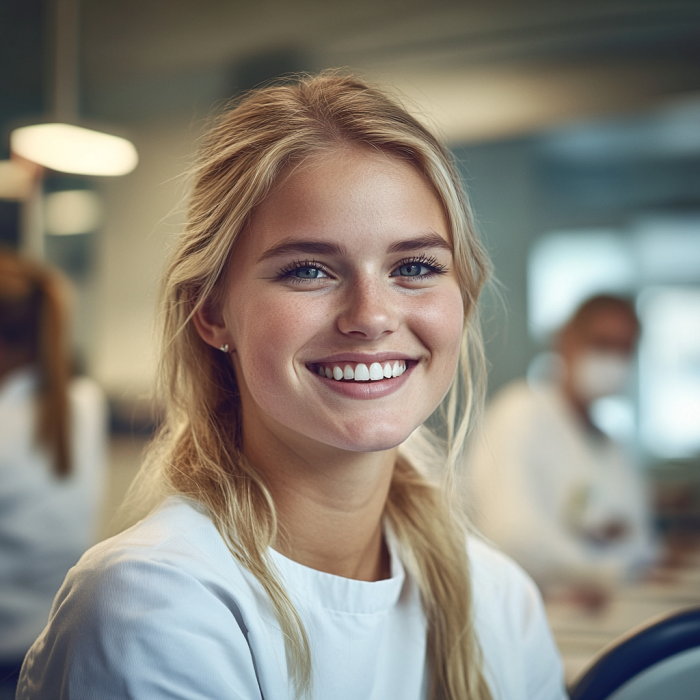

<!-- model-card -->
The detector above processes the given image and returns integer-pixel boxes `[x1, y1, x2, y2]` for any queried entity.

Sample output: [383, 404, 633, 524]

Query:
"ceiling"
[3, 0, 699, 146]
[77, 0, 700, 141]
[81, 0, 700, 81]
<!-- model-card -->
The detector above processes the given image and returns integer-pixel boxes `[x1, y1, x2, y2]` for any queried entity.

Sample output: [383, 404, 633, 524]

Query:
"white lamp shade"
[11, 123, 138, 176]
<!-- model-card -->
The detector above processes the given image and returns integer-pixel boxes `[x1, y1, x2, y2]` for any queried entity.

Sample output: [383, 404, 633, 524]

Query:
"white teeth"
[369, 362, 384, 381]
[354, 363, 370, 381]
[316, 360, 408, 381]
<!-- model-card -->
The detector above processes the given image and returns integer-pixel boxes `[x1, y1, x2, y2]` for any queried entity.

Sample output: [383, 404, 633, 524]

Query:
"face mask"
[571, 351, 632, 402]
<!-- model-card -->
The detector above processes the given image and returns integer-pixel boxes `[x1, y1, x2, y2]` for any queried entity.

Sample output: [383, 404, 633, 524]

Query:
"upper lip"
[309, 352, 417, 364]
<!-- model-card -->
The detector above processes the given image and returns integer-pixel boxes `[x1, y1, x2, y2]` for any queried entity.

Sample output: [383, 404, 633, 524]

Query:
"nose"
[336, 281, 399, 340]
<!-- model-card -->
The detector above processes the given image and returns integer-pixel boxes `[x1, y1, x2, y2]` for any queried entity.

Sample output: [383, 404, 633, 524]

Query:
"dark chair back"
[569, 606, 700, 700]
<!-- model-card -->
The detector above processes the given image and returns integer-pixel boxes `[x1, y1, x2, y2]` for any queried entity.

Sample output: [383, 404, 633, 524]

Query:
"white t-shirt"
[18, 496, 565, 699]
[0, 368, 107, 659]
[465, 380, 657, 588]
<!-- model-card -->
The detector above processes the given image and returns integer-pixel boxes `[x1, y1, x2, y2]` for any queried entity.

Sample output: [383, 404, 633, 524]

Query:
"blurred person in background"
[466, 295, 658, 609]
[0, 250, 107, 698]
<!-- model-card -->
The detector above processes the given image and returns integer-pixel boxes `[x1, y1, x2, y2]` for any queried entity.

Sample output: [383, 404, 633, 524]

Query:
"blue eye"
[277, 260, 330, 284]
[293, 267, 324, 279]
[397, 264, 424, 277]
[391, 255, 448, 279]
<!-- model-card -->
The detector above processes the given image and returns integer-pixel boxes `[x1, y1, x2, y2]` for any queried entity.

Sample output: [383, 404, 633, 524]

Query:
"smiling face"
[195, 147, 464, 455]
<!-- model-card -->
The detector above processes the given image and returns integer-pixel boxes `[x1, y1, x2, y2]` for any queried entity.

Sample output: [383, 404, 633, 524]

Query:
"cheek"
[415, 289, 464, 365]
[231, 301, 290, 379]
[226, 289, 325, 388]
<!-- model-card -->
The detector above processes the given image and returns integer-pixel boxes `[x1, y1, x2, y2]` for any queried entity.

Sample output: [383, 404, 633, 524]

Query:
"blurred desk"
[545, 550, 700, 684]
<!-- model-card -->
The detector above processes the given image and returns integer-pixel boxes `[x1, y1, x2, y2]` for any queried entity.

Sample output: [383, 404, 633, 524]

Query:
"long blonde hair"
[125, 72, 493, 699]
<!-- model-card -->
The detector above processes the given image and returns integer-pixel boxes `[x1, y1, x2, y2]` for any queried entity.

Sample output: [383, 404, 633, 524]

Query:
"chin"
[322, 421, 417, 454]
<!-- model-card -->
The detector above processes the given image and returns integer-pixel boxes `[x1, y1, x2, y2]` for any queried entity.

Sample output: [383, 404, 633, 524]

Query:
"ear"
[192, 297, 232, 352]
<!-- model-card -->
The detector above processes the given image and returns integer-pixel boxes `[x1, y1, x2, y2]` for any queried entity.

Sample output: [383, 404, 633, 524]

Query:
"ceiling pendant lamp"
[10, 0, 138, 177]
[12, 123, 137, 177]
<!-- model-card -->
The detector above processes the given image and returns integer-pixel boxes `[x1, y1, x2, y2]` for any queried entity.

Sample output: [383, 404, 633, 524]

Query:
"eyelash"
[275, 254, 449, 284]
[276, 259, 330, 285]
[393, 254, 449, 278]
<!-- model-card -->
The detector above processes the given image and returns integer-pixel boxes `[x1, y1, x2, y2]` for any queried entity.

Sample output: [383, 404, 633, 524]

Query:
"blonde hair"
[125, 72, 492, 699]
[0, 250, 72, 477]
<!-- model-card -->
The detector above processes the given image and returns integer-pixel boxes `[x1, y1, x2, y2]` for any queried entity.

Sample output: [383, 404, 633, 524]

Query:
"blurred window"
[639, 287, 700, 458]
[527, 230, 635, 339]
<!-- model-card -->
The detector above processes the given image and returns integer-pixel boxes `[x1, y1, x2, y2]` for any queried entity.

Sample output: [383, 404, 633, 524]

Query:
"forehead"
[240, 147, 449, 253]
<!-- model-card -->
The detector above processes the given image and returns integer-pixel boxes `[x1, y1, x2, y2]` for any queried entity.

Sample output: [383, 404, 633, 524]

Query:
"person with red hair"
[0, 250, 107, 697]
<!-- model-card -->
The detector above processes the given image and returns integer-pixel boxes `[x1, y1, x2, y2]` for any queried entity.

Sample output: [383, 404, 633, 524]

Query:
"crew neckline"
[163, 495, 410, 615]
[268, 531, 407, 615]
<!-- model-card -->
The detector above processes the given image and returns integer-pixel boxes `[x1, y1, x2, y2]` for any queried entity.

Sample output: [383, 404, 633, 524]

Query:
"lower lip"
[309, 363, 415, 399]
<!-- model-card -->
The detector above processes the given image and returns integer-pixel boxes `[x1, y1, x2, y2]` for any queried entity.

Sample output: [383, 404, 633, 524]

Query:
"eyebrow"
[386, 232, 453, 254]
[256, 231, 452, 263]
[257, 239, 347, 263]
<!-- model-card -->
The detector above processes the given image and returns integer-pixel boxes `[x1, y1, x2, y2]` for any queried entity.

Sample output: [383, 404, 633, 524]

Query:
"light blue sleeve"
[17, 552, 264, 700]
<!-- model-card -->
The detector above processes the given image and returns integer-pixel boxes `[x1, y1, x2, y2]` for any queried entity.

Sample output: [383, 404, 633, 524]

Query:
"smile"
[311, 360, 407, 382]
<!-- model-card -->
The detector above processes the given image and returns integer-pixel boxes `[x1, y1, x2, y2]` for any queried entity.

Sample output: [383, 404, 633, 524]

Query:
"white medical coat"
[465, 380, 656, 588]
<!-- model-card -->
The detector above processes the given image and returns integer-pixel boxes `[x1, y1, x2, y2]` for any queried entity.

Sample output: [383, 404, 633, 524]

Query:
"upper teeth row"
[316, 361, 406, 381]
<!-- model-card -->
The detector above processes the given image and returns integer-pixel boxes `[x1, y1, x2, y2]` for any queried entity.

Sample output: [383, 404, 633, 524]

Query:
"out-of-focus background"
[2, 0, 700, 687]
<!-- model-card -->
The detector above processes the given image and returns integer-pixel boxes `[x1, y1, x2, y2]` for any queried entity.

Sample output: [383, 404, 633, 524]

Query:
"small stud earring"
[219, 343, 229, 353]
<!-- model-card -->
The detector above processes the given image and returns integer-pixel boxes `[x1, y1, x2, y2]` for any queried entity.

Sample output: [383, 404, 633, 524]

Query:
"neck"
[242, 419, 395, 582]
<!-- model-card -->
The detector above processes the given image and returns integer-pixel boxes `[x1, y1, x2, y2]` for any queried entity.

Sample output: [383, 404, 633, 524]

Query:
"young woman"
[18, 73, 565, 700]
[0, 252, 106, 698]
